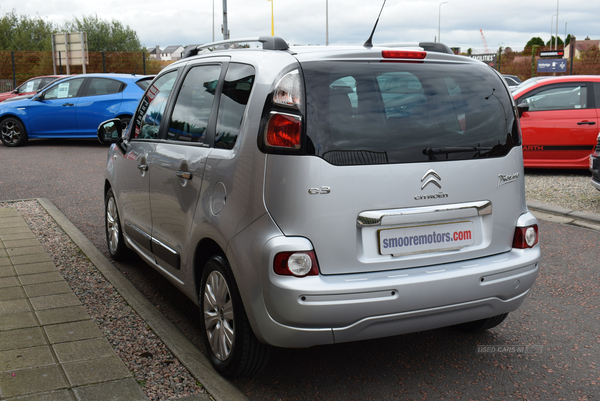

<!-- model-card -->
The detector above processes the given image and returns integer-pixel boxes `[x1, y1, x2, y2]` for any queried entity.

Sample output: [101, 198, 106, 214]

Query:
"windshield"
[302, 61, 518, 165]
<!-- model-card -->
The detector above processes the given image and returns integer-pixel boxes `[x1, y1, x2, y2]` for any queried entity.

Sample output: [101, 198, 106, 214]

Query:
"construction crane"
[479, 29, 490, 53]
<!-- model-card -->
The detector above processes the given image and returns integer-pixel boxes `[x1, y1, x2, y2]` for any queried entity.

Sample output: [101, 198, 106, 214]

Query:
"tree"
[61, 15, 144, 52]
[0, 10, 55, 51]
[523, 37, 545, 56]
[546, 36, 564, 47]
[525, 37, 545, 48]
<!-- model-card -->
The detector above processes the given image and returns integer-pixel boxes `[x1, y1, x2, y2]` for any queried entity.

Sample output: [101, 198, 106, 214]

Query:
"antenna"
[364, 0, 387, 48]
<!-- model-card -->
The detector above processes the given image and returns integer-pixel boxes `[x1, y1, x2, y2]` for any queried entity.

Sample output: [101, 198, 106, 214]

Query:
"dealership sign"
[539, 50, 564, 58]
[537, 59, 567, 72]
[468, 53, 497, 67]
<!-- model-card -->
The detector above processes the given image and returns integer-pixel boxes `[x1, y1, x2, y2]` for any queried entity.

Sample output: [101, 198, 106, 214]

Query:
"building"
[147, 45, 186, 61]
[565, 37, 600, 59]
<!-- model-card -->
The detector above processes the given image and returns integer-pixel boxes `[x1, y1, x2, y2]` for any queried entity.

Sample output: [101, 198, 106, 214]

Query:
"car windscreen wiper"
[423, 146, 494, 159]
[424, 146, 493, 155]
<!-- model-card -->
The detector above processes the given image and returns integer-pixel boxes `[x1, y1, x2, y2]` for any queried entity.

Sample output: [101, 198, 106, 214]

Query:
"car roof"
[54, 73, 151, 82]
[179, 36, 476, 66]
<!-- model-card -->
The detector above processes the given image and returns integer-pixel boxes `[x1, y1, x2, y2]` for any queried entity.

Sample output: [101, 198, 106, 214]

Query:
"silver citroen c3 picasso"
[98, 36, 540, 378]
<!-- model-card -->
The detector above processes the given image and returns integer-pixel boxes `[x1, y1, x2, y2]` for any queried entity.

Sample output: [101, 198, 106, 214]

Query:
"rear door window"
[84, 78, 124, 96]
[167, 65, 222, 144]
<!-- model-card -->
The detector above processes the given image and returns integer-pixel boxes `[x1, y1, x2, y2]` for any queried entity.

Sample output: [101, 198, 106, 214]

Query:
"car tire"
[117, 115, 131, 131]
[455, 313, 509, 332]
[0, 117, 28, 147]
[105, 188, 129, 261]
[199, 256, 270, 378]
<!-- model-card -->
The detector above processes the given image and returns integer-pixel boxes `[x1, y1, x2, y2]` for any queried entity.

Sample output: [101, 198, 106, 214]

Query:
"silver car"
[99, 37, 541, 378]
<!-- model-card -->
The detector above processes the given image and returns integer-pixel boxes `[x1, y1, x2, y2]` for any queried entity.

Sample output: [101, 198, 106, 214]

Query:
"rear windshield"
[302, 61, 518, 165]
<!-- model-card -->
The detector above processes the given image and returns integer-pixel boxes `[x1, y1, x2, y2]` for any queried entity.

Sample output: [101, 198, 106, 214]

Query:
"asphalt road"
[1, 139, 599, 400]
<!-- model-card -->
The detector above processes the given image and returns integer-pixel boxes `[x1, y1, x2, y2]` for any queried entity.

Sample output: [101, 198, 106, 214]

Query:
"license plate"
[378, 221, 475, 256]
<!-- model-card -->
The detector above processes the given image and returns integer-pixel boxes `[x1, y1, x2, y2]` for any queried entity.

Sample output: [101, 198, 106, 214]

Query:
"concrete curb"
[527, 200, 600, 230]
[37, 198, 249, 401]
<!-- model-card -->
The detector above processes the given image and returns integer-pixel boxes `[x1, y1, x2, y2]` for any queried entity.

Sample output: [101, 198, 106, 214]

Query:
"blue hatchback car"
[0, 73, 152, 147]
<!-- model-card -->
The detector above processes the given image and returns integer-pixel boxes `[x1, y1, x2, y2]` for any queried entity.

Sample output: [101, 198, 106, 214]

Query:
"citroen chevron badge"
[421, 169, 441, 190]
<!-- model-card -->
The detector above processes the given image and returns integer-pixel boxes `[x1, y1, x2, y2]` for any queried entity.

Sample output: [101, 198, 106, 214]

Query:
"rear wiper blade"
[423, 146, 493, 156]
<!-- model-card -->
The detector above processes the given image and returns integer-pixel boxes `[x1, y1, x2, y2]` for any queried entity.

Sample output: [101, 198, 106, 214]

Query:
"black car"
[590, 134, 600, 191]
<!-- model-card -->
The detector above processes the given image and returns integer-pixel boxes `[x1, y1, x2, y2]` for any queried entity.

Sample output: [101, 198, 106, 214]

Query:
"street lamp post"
[550, 14, 556, 47]
[438, 2, 448, 43]
[212, 0, 215, 42]
[555, 0, 559, 50]
[269, 0, 274, 36]
[326, 0, 329, 46]
[564, 21, 569, 47]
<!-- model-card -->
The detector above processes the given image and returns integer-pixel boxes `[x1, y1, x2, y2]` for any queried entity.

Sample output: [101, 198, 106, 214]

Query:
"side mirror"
[517, 102, 529, 118]
[97, 118, 123, 144]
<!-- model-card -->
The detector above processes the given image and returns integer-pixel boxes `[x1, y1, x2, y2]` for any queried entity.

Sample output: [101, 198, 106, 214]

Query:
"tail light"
[273, 70, 302, 108]
[259, 69, 304, 153]
[274, 251, 319, 277]
[513, 225, 538, 249]
[265, 113, 301, 148]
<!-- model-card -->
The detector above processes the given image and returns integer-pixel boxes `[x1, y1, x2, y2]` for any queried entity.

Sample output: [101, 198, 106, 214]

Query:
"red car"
[0, 75, 68, 102]
[513, 75, 600, 169]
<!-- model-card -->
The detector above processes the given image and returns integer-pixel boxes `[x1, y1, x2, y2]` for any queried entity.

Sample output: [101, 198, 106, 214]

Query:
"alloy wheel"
[203, 270, 235, 361]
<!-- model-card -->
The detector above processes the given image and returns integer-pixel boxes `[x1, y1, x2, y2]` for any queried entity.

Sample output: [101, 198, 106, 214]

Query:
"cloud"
[2, 0, 598, 53]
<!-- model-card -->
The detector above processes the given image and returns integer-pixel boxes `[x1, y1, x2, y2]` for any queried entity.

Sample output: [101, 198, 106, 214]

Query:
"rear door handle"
[62, 103, 74, 107]
[577, 121, 596, 125]
[137, 164, 148, 171]
[176, 171, 193, 180]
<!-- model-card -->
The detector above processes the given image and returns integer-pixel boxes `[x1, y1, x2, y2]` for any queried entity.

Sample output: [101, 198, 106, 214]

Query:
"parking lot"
[1, 140, 599, 400]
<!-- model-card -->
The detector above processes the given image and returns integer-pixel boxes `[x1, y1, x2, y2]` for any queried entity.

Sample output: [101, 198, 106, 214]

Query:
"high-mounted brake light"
[274, 251, 319, 277]
[512, 225, 539, 249]
[382, 50, 427, 60]
[265, 113, 301, 148]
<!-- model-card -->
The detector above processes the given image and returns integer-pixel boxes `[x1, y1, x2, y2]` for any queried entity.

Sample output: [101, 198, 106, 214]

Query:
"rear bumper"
[256, 236, 540, 347]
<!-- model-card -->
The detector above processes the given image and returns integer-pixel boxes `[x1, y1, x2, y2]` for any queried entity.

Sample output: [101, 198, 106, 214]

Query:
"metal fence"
[497, 45, 600, 81]
[0, 51, 166, 90]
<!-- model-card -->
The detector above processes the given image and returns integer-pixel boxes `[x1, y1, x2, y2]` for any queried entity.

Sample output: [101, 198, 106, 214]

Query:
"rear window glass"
[302, 62, 517, 165]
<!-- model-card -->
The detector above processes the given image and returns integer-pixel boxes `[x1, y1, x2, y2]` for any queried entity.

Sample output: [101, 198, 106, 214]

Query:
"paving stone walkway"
[0, 207, 148, 400]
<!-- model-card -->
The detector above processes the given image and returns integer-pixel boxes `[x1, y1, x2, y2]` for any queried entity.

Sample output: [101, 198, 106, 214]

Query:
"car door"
[27, 77, 85, 136]
[518, 82, 598, 167]
[113, 70, 180, 259]
[75, 77, 125, 136]
[148, 61, 226, 274]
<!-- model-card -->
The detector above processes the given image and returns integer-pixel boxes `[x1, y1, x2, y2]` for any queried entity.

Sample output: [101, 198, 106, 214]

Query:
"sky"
[3, 0, 600, 53]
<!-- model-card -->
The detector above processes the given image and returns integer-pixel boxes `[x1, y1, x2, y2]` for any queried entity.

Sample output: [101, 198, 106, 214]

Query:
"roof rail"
[183, 36, 289, 58]
[417, 42, 454, 55]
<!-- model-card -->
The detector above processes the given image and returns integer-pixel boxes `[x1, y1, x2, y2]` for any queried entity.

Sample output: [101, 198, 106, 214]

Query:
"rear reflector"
[382, 50, 427, 60]
[265, 113, 301, 148]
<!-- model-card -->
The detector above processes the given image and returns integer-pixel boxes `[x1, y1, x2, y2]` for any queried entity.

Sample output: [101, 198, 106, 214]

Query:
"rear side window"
[303, 62, 517, 165]
[215, 63, 255, 149]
